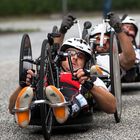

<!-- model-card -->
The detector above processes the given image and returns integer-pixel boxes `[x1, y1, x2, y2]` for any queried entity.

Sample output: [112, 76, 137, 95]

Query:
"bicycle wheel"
[39, 39, 53, 140]
[19, 34, 33, 85]
[109, 31, 122, 123]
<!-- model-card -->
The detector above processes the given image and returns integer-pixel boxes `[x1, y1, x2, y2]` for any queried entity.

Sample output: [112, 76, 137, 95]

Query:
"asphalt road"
[0, 14, 140, 140]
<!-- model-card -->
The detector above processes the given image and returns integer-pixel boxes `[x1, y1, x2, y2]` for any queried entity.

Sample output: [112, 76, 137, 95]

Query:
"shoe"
[45, 85, 69, 124]
[15, 86, 33, 128]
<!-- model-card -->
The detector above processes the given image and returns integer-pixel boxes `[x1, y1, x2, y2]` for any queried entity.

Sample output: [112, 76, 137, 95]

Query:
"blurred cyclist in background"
[89, 12, 136, 78]
[121, 14, 140, 82]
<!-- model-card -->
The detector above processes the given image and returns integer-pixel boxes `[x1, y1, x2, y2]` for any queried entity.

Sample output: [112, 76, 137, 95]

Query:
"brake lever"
[22, 59, 36, 64]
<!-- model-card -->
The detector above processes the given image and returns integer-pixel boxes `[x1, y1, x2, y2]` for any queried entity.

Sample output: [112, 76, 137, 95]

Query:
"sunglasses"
[66, 50, 85, 59]
[93, 35, 110, 42]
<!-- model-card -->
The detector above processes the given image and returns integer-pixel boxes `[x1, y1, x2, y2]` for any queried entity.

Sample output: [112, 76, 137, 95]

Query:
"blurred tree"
[0, 0, 140, 17]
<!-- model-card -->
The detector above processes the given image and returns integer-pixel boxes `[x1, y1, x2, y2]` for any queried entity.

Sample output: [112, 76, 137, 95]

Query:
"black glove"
[82, 76, 97, 91]
[19, 69, 28, 87]
[59, 13, 76, 34]
[107, 12, 122, 33]
[82, 80, 94, 91]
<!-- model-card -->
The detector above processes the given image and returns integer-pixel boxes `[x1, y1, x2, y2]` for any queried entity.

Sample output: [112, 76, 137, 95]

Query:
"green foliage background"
[0, 0, 139, 16]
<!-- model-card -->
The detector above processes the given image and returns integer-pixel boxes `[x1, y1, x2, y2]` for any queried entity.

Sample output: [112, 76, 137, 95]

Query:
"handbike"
[89, 19, 122, 123]
[17, 25, 93, 140]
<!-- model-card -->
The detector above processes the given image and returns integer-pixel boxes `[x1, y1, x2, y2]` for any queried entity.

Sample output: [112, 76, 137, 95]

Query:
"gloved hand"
[59, 13, 76, 34]
[19, 69, 28, 87]
[19, 69, 35, 88]
[107, 12, 122, 33]
[82, 75, 97, 91]
[82, 80, 94, 91]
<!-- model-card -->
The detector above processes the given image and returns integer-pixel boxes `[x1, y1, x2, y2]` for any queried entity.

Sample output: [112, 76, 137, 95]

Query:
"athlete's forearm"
[90, 85, 116, 113]
[118, 32, 136, 70]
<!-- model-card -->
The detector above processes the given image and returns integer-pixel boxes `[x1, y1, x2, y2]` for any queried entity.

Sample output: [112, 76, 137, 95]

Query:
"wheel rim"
[110, 32, 122, 123]
[19, 34, 32, 84]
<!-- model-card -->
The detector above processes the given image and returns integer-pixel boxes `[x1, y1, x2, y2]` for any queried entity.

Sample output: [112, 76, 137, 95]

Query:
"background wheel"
[109, 31, 122, 123]
[39, 39, 53, 140]
[19, 34, 33, 85]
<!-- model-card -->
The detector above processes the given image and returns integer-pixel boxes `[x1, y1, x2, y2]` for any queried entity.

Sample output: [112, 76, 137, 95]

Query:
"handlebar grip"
[83, 69, 90, 77]
[52, 25, 58, 33]
[72, 76, 79, 81]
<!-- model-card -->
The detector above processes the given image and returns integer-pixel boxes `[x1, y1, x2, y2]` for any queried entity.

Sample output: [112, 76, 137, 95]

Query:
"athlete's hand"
[25, 69, 35, 86]
[74, 68, 97, 91]
[59, 13, 76, 34]
[73, 69, 89, 84]
[107, 12, 122, 33]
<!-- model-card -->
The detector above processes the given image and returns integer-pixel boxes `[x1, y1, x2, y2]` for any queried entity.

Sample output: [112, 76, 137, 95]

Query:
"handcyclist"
[8, 37, 116, 128]
[120, 14, 140, 82]
[89, 12, 136, 78]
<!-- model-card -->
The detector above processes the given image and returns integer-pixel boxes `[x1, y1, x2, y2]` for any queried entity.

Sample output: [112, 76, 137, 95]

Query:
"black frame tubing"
[39, 39, 53, 140]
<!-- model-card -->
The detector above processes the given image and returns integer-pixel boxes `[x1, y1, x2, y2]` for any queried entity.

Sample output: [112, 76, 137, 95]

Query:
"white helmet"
[121, 15, 138, 35]
[61, 38, 92, 60]
[90, 23, 113, 37]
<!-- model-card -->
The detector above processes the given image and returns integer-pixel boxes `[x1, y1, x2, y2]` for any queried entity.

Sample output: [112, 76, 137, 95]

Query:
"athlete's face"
[61, 48, 86, 72]
[92, 33, 110, 53]
[122, 23, 136, 42]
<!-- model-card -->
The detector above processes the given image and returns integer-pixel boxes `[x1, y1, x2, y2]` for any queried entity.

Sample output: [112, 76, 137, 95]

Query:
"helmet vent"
[68, 40, 72, 43]
[130, 18, 135, 21]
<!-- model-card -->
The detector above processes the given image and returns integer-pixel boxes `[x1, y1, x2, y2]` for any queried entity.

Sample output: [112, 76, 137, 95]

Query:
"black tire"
[109, 31, 122, 123]
[39, 39, 53, 140]
[19, 34, 33, 85]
